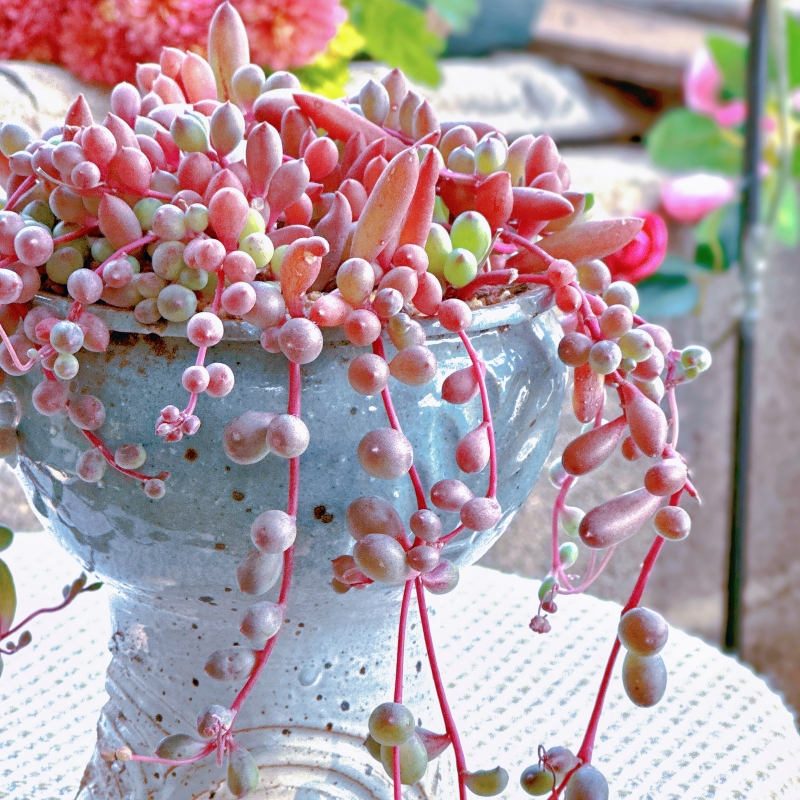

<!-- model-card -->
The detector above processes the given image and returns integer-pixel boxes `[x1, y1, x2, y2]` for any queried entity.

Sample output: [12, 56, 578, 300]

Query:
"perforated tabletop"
[2, 532, 798, 800]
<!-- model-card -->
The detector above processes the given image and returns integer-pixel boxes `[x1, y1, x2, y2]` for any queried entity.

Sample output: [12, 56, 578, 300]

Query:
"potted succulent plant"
[0, 4, 710, 798]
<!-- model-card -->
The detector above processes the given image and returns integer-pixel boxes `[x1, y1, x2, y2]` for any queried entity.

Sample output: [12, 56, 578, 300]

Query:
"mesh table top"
[2, 532, 799, 800]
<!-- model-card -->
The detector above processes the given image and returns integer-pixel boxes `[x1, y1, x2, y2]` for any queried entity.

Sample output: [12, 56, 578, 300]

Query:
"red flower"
[605, 212, 668, 284]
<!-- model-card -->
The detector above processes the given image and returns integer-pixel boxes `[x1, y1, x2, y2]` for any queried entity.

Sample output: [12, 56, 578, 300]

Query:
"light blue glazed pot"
[9, 287, 565, 799]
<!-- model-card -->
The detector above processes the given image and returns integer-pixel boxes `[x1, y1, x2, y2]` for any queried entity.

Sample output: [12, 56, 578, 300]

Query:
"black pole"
[724, 0, 769, 653]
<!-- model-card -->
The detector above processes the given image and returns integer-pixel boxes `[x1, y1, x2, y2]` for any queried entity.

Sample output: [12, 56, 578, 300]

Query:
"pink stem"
[392, 580, 414, 800]
[94, 234, 158, 278]
[182, 272, 226, 418]
[394, 581, 413, 704]
[415, 579, 468, 800]
[129, 745, 215, 767]
[499, 230, 552, 262]
[455, 269, 520, 301]
[52, 223, 96, 246]
[372, 336, 427, 512]
[439, 168, 480, 186]
[4, 175, 35, 211]
[80, 430, 169, 482]
[0, 580, 94, 641]
[515, 273, 553, 285]
[458, 331, 497, 497]
[574, 534, 666, 768]
[0, 321, 38, 372]
[231, 360, 301, 717]
[438, 523, 465, 546]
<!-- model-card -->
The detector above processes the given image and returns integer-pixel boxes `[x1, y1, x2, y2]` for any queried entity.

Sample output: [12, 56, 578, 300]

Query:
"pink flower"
[20, 0, 346, 86]
[684, 49, 746, 128]
[236, 0, 347, 71]
[605, 212, 668, 285]
[59, 0, 217, 85]
[0, 0, 64, 62]
[661, 173, 736, 225]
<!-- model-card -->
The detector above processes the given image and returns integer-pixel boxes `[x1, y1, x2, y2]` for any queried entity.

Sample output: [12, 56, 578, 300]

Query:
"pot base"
[191, 727, 449, 799]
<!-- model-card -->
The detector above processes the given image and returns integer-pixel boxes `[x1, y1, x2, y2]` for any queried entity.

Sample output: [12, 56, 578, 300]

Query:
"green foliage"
[693, 202, 740, 272]
[793, 140, 800, 179]
[646, 109, 743, 175]
[787, 13, 800, 88]
[0, 558, 15, 636]
[344, 0, 446, 86]
[293, 22, 365, 98]
[775, 183, 800, 248]
[428, 0, 479, 33]
[636, 257, 700, 319]
[706, 34, 747, 99]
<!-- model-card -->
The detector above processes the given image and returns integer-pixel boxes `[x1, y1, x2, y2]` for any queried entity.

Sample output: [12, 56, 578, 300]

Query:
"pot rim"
[31, 286, 555, 343]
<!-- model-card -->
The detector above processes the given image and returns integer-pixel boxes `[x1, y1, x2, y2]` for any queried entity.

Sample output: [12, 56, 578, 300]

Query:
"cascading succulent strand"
[0, 3, 711, 798]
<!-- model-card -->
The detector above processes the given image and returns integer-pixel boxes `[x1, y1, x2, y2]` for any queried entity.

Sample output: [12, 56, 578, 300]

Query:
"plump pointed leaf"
[0, 526, 12, 553]
[539, 218, 644, 265]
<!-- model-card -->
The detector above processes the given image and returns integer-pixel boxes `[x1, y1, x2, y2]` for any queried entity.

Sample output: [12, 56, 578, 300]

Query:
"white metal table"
[2, 532, 799, 800]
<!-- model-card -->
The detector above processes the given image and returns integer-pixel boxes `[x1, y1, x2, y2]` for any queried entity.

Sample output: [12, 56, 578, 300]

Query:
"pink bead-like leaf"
[208, 2, 249, 102]
[280, 236, 330, 317]
[579, 488, 663, 550]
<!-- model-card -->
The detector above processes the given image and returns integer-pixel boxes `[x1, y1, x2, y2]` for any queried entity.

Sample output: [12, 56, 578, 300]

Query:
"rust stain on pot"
[232, 490, 244, 502]
[184, 448, 198, 462]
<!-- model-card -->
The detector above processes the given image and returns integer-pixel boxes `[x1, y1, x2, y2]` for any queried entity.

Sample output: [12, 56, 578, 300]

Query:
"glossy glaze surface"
[9, 288, 566, 799]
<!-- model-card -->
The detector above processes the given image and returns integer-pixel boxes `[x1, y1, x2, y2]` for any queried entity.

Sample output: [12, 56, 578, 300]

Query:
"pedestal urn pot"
[8, 288, 565, 799]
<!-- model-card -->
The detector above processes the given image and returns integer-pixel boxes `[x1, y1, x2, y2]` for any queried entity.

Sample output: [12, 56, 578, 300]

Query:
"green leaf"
[85, 582, 103, 592]
[646, 109, 743, 175]
[636, 273, 700, 319]
[292, 21, 365, 98]
[0, 558, 15, 636]
[788, 13, 800, 88]
[0, 526, 12, 553]
[774, 183, 800, 247]
[428, 0, 479, 34]
[693, 202, 740, 271]
[294, 60, 351, 98]
[792, 145, 800, 179]
[656, 254, 698, 277]
[347, 0, 445, 86]
[706, 34, 747, 99]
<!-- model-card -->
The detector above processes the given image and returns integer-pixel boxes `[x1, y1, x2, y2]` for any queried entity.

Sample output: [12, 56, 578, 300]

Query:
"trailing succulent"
[0, 3, 710, 798]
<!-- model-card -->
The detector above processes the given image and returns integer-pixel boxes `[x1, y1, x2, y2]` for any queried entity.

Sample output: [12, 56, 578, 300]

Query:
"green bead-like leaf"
[646, 109, 742, 175]
[706, 34, 747, 99]
[0, 558, 16, 636]
[227, 745, 260, 798]
[0, 526, 12, 553]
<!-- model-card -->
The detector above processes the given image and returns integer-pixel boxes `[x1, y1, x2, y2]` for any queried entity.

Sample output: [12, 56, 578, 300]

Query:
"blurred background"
[1, 0, 798, 721]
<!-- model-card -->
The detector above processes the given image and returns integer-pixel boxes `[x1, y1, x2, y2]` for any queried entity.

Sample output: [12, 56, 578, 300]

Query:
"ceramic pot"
[8, 287, 565, 799]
